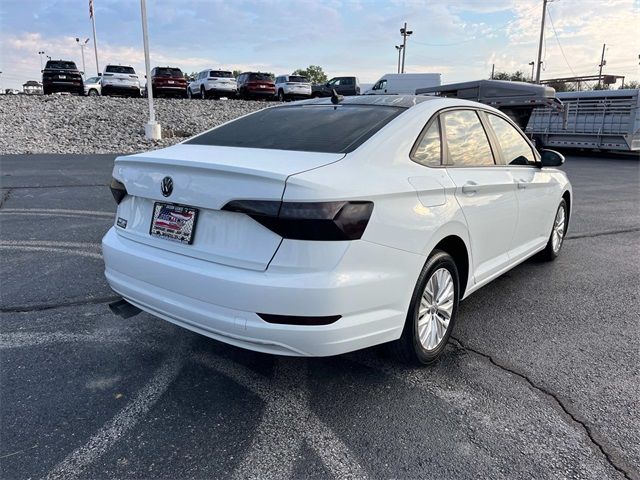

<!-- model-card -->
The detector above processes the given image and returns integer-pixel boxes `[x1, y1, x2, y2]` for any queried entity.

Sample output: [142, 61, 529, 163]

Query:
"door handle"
[516, 179, 528, 189]
[461, 181, 479, 194]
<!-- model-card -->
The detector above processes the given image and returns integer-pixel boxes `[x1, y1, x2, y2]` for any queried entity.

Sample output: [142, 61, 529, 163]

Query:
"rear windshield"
[156, 68, 183, 78]
[106, 65, 136, 74]
[186, 105, 404, 153]
[288, 76, 309, 83]
[210, 71, 233, 78]
[248, 73, 273, 82]
[45, 61, 77, 70]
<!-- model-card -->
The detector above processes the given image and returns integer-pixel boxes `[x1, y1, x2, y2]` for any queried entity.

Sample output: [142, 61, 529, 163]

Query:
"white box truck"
[364, 73, 441, 95]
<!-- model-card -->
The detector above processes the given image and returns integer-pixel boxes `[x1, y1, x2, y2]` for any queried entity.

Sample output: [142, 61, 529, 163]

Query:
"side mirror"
[540, 149, 565, 167]
[98, 73, 102, 76]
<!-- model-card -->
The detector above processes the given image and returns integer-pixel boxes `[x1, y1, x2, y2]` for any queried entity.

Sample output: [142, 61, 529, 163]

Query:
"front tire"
[538, 199, 568, 261]
[88, 89, 99, 96]
[387, 250, 459, 365]
[278, 89, 285, 102]
[200, 86, 206, 99]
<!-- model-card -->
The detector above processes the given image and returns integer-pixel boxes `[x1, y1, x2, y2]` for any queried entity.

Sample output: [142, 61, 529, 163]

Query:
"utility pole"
[529, 61, 535, 81]
[395, 45, 403, 74]
[75, 38, 89, 75]
[38, 51, 46, 70]
[399, 23, 413, 74]
[535, 0, 548, 83]
[141, 0, 161, 140]
[491, 63, 495, 79]
[597, 43, 606, 89]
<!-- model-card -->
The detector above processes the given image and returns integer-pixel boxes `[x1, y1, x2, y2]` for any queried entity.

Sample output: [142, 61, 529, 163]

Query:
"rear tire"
[386, 250, 459, 365]
[538, 199, 568, 261]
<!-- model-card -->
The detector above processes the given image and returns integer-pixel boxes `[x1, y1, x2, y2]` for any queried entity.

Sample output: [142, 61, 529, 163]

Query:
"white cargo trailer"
[365, 73, 441, 95]
[526, 89, 640, 152]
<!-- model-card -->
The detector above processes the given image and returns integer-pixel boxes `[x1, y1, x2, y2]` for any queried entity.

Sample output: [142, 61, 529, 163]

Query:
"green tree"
[232, 69, 242, 78]
[292, 65, 328, 84]
[491, 70, 529, 82]
[620, 80, 639, 89]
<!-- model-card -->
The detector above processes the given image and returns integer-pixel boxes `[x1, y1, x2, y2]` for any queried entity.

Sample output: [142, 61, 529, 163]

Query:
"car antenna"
[330, 88, 344, 106]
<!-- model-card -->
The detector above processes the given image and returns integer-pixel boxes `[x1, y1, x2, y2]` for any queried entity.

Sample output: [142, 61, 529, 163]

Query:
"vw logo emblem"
[161, 176, 173, 197]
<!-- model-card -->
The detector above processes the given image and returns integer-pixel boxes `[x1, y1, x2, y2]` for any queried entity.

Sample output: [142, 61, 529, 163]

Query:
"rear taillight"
[110, 178, 127, 204]
[222, 200, 373, 241]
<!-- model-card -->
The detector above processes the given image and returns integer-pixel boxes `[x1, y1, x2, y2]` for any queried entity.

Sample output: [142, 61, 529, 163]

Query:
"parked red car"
[150, 67, 187, 98]
[237, 72, 275, 99]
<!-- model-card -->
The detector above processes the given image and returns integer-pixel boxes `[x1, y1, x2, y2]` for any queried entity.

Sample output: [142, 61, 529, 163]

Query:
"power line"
[547, 6, 577, 76]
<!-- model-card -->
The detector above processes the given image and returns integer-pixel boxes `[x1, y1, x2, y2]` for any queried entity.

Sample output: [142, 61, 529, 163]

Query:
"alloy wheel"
[551, 205, 566, 253]
[418, 268, 454, 351]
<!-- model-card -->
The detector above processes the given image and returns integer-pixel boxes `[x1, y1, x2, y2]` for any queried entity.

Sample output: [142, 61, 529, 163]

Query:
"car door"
[442, 109, 519, 283]
[483, 112, 560, 261]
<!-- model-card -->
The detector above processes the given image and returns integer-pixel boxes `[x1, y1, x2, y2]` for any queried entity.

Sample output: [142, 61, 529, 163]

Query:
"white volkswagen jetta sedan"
[102, 95, 571, 364]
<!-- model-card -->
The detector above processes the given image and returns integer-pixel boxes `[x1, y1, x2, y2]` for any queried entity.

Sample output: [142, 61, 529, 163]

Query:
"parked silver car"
[84, 76, 102, 96]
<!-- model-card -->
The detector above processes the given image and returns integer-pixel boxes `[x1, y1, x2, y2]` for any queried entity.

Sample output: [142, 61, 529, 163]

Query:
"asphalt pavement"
[1, 153, 638, 480]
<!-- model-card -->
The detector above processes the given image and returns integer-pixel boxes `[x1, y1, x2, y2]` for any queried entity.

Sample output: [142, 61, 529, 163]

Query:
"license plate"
[259, 85, 265, 88]
[150, 203, 198, 244]
[58, 75, 66, 79]
[168, 80, 175, 84]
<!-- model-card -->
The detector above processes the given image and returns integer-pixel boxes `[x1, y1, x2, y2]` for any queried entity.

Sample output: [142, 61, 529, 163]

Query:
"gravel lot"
[1, 154, 638, 480]
[0, 95, 271, 154]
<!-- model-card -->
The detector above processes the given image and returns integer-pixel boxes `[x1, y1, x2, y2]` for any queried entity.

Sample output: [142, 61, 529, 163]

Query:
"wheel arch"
[562, 190, 571, 229]
[432, 235, 470, 298]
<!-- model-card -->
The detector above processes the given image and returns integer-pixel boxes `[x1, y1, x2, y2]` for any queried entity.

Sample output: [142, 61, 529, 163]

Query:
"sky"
[0, 0, 639, 90]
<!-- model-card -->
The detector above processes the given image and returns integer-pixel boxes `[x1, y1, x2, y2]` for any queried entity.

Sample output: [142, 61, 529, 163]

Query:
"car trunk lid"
[112, 143, 344, 271]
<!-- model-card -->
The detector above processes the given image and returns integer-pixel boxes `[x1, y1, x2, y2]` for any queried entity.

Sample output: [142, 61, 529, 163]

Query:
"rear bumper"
[102, 227, 422, 356]
[43, 80, 83, 93]
[246, 88, 276, 96]
[102, 84, 140, 96]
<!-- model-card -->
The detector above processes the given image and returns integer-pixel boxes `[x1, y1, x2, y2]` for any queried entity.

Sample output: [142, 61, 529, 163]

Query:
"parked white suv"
[188, 69, 237, 99]
[84, 76, 102, 96]
[274, 74, 312, 101]
[101, 65, 140, 97]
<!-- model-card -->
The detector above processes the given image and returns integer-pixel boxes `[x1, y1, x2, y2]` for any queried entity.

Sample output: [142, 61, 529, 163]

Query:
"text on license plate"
[150, 203, 198, 244]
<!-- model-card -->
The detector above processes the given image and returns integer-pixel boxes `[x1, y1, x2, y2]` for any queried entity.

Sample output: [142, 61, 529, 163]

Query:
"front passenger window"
[486, 114, 536, 166]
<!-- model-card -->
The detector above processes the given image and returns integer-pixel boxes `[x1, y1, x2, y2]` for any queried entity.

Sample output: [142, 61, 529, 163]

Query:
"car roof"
[297, 95, 438, 109]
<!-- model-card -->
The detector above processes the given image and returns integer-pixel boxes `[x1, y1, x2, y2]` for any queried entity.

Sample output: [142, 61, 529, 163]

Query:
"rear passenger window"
[442, 110, 494, 166]
[486, 114, 536, 166]
[412, 119, 441, 167]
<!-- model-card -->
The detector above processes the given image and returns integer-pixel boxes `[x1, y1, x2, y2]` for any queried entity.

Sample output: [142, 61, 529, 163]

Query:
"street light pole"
[38, 51, 45, 70]
[395, 45, 403, 74]
[140, 0, 161, 140]
[529, 61, 535, 81]
[399, 23, 413, 74]
[75, 38, 89, 75]
[535, 0, 548, 83]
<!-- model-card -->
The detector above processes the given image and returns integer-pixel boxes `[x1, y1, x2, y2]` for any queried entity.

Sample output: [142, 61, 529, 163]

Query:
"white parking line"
[196, 353, 368, 480]
[0, 240, 102, 259]
[0, 208, 113, 218]
[45, 342, 187, 480]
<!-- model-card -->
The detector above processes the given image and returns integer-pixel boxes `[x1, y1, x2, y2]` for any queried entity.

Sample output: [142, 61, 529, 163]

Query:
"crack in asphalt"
[0, 295, 121, 313]
[0, 188, 12, 208]
[450, 336, 635, 480]
[566, 227, 640, 240]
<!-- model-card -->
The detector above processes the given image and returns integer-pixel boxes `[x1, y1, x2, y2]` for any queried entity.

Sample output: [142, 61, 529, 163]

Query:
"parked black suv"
[42, 60, 83, 95]
[312, 76, 360, 97]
